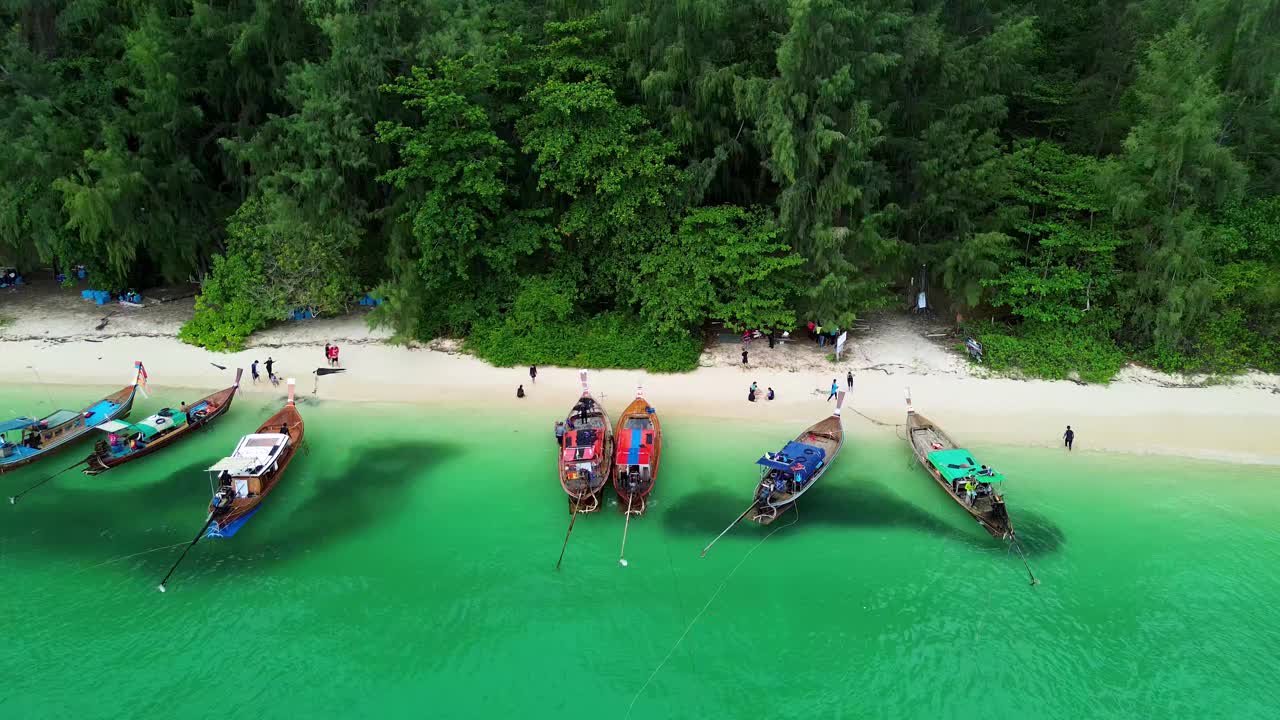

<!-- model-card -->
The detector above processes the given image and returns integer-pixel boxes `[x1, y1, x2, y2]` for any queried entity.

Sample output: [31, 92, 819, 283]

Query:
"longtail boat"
[558, 370, 612, 513]
[204, 378, 303, 539]
[157, 379, 303, 592]
[749, 391, 846, 524]
[0, 363, 147, 475]
[905, 391, 1013, 539]
[612, 386, 661, 516]
[83, 369, 242, 475]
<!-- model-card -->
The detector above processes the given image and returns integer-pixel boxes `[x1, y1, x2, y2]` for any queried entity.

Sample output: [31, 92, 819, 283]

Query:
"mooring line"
[625, 504, 801, 718]
[72, 541, 190, 576]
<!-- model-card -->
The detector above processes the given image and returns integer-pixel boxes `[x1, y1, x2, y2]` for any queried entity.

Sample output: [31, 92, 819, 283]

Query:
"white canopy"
[206, 457, 264, 476]
[206, 433, 289, 477]
[96, 420, 132, 433]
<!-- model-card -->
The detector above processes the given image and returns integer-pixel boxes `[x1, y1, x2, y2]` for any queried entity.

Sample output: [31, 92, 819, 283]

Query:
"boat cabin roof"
[98, 409, 188, 440]
[616, 426, 654, 465]
[207, 433, 290, 477]
[0, 417, 39, 434]
[757, 441, 825, 476]
[927, 449, 1004, 483]
[40, 409, 82, 427]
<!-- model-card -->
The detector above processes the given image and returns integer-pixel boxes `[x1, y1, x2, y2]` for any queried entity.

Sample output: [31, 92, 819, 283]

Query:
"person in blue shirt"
[827, 379, 839, 401]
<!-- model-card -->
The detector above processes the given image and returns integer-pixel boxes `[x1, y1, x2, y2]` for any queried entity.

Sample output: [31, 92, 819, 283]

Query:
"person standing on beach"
[529, 365, 537, 384]
[324, 343, 331, 365]
[828, 379, 839, 401]
[742, 349, 749, 365]
[846, 370, 854, 390]
[1064, 426, 1075, 451]
[251, 360, 260, 384]
[265, 356, 277, 385]
[517, 384, 525, 398]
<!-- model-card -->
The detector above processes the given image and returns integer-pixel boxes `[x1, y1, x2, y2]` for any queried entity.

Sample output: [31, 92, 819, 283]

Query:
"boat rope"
[26, 365, 56, 409]
[1010, 535, 1040, 586]
[625, 503, 801, 719]
[72, 541, 191, 575]
[849, 406, 905, 429]
[9, 458, 87, 504]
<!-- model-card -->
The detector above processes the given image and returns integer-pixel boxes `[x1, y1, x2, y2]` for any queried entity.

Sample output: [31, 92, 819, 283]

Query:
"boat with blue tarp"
[750, 391, 846, 524]
[84, 369, 242, 475]
[0, 363, 147, 475]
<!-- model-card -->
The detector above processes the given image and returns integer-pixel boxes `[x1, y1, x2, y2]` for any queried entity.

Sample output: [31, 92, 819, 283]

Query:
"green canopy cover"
[926, 449, 1005, 483]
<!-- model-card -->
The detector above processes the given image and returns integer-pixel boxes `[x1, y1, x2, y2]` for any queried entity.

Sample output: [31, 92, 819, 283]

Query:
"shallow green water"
[1, 384, 1278, 720]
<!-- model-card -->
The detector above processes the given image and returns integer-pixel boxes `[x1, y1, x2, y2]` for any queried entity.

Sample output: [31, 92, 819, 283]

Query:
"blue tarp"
[755, 441, 826, 478]
[627, 428, 641, 465]
[0, 417, 38, 434]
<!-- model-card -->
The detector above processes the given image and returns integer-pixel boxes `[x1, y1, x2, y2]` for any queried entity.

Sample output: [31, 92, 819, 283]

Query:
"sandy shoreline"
[2, 278, 1279, 466]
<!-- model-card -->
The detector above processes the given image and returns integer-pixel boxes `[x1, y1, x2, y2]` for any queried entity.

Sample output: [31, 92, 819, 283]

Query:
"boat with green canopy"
[905, 391, 1014, 539]
[83, 370, 242, 475]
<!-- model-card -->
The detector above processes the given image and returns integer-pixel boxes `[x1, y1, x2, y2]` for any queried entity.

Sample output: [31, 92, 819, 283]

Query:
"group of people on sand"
[517, 365, 537, 398]
[747, 382, 775, 402]
[825, 371, 855, 400]
[250, 357, 277, 385]
[323, 342, 341, 367]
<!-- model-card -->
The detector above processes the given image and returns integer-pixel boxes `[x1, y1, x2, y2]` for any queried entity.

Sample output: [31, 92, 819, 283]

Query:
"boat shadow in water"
[5, 442, 446, 573]
[253, 440, 451, 563]
[1006, 508, 1066, 556]
[662, 484, 1066, 556]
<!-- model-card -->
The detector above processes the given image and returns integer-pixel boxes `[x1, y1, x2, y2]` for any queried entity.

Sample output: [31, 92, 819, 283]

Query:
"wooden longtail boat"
[905, 393, 1014, 539]
[749, 391, 845, 524]
[0, 363, 146, 475]
[84, 369, 242, 475]
[558, 370, 613, 513]
[612, 386, 661, 516]
[204, 378, 304, 539]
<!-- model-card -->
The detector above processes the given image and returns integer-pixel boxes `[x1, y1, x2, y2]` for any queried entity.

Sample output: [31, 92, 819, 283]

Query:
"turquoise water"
[1, 384, 1278, 719]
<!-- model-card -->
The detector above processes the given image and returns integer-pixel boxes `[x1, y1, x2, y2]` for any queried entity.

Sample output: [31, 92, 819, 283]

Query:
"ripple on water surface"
[0, 387, 1277, 719]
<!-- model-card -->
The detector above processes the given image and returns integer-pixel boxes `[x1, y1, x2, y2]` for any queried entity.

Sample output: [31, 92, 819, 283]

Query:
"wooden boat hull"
[0, 385, 137, 475]
[206, 403, 304, 539]
[84, 375, 241, 475]
[558, 374, 612, 513]
[612, 395, 661, 514]
[906, 411, 1013, 538]
[750, 411, 844, 525]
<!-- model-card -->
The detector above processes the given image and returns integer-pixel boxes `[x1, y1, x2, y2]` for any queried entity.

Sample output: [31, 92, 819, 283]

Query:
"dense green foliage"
[2, 1, 1278, 376]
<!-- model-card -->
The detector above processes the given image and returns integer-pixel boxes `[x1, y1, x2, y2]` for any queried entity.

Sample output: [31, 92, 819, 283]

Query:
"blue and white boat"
[0, 363, 148, 475]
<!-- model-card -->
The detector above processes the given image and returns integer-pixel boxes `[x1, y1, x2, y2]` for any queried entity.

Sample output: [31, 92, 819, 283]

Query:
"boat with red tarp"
[558, 370, 612, 513]
[612, 386, 661, 515]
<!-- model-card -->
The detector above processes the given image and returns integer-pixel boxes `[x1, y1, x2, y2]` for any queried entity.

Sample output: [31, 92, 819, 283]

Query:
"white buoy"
[157, 585, 166, 593]
[619, 558, 629, 567]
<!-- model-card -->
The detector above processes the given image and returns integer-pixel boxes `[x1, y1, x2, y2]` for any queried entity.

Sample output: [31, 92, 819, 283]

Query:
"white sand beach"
[2, 278, 1278, 465]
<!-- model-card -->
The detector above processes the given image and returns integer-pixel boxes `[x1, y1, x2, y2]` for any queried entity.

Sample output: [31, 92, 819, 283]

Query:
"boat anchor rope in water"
[8, 457, 88, 505]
